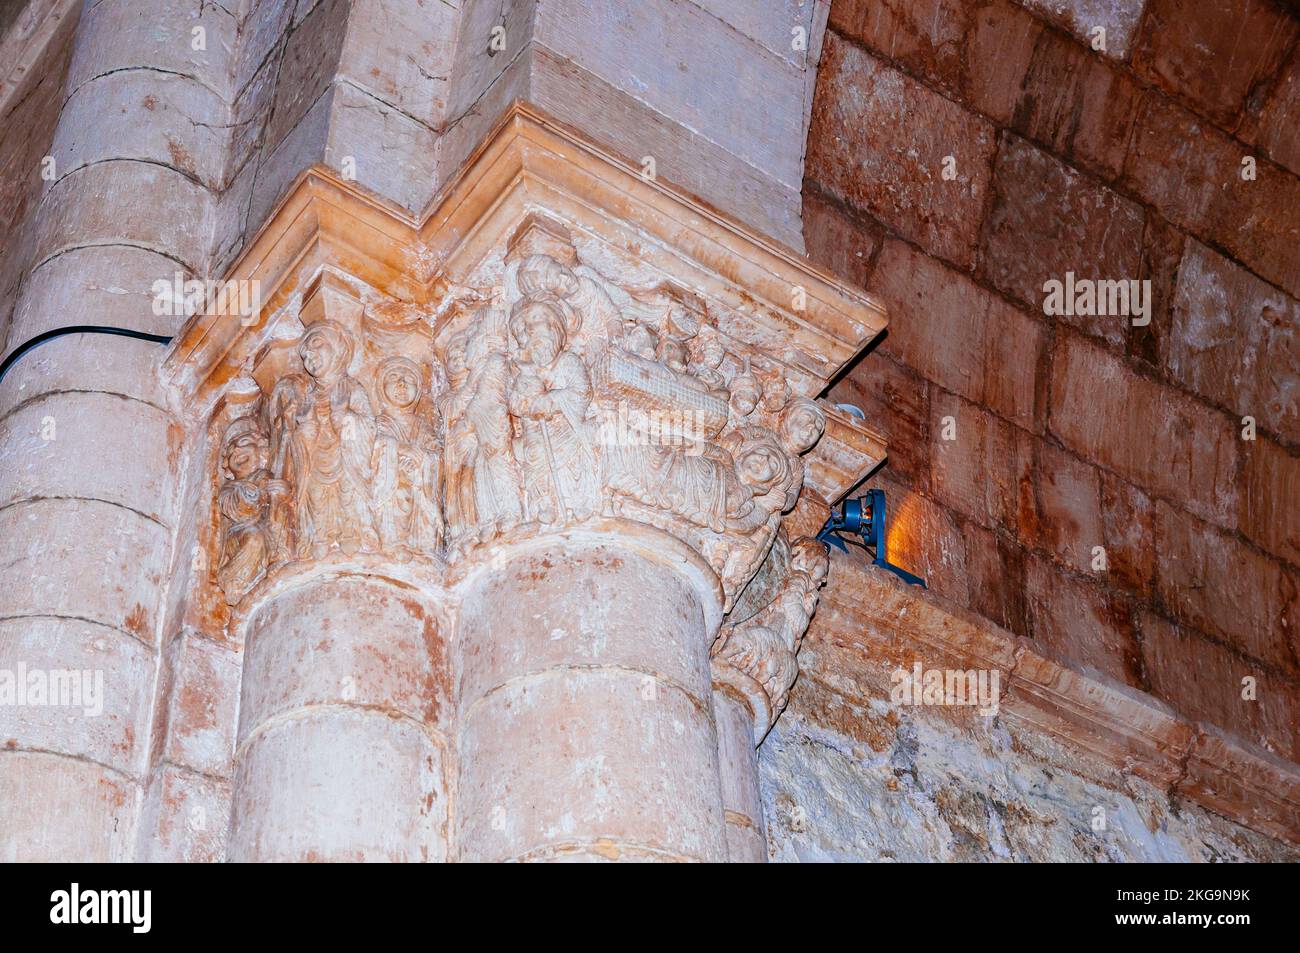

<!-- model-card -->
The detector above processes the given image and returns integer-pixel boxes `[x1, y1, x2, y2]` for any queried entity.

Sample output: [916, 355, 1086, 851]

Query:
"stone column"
[0, 0, 233, 861]
[227, 575, 449, 862]
[454, 529, 726, 862]
[713, 687, 768, 862]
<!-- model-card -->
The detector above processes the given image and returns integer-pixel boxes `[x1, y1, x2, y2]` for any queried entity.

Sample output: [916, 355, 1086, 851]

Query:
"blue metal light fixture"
[817, 488, 928, 588]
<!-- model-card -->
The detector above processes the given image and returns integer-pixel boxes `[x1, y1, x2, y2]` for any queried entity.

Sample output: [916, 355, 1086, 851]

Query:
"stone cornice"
[165, 105, 885, 405]
[811, 557, 1300, 845]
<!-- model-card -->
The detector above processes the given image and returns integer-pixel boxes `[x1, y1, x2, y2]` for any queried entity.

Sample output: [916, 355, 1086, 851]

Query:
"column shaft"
[455, 535, 727, 862]
[227, 577, 449, 862]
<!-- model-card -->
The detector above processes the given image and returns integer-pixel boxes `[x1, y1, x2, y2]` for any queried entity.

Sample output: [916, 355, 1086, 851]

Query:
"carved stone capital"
[167, 103, 888, 647]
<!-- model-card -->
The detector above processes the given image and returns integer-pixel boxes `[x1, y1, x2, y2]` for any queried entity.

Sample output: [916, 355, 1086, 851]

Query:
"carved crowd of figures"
[213, 249, 826, 607]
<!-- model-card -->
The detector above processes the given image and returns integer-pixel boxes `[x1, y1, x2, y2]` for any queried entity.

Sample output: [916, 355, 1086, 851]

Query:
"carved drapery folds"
[211, 225, 830, 633]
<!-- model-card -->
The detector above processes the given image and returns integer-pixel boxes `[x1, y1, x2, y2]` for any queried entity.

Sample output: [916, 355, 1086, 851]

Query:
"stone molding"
[813, 558, 1300, 845]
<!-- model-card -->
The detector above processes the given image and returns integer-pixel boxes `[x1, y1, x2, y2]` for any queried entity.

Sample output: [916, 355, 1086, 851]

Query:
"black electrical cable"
[0, 326, 173, 387]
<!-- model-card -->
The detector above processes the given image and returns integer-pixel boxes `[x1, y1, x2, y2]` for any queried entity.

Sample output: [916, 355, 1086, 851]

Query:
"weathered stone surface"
[1012, 26, 1139, 181]
[802, 188, 879, 292]
[1154, 501, 1298, 674]
[1049, 331, 1239, 530]
[1131, 0, 1298, 130]
[1252, 48, 1300, 177]
[1018, 0, 1147, 60]
[157, 632, 240, 778]
[336, 0, 454, 129]
[979, 134, 1145, 334]
[1167, 240, 1300, 445]
[715, 688, 767, 862]
[872, 239, 1044, 429]
[931, 390, 1035, 536]
[1025, 554, 1141, 685]
[0, 392, 180, 527]
[33, 160, 214, 275]
[1122, 92, 1300, 300]
[136, 763, 230, 863]
[1141, 611, 1298, 762]
[0, 752, 138, 862]
[51, 70, 227, 190]
[229, 709, 444, 862]
[1241, 436, 1300, 568]
[0, 616, 153, 777]
[790, 558, 1300, 849]
[65, 0, 238, 103]
[808, 33, 997, 267]
[457, 541, 725, 862]
[238, 579, 446, 742]
[0, 498, 169, 645]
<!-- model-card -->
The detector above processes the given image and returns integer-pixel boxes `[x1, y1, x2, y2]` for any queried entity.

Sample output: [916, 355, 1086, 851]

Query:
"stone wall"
[803, 0, 1300, 763]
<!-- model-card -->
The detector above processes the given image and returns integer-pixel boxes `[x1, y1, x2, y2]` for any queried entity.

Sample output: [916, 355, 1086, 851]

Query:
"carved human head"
[221, 417, 268, 480]
[299, 320, 355, 382]
[790, 536, 830, 592]
[378, 356, 423, 412]
[518, 254, 579, 300]
[734, 431, 791, 497]
[780, 397, 826, 455]
[444, 330, 470, 382]
[510, 298, 567, 364]
[729, 361, 761, 418]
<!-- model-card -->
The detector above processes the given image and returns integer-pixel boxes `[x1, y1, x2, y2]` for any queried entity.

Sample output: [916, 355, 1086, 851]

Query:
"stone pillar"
[227, 576, 449, 862]
[0, 0, 233, 861]
[713, 687, 768, 862]
[454, 530, 726, 862]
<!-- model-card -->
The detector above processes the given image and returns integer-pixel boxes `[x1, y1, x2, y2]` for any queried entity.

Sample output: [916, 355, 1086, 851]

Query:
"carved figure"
[215, 417, 288, 604]
[272, 321, 378, 558]
[372, 356, 443, 558]
[509, 296, 598, 523]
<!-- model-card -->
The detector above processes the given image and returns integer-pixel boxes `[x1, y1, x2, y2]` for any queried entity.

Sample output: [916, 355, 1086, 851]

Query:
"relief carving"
[712, 536, 830, 736]
[215, 416, 289, 605]
[373, 356, 443, 559]
[273, 321, 379, 559]
[210, 231, 831, 622]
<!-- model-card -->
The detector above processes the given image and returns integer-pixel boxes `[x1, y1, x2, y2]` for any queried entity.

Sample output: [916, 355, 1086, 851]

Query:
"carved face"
[445, 333, 469, 381]
[782, 398, 826, 454]
[512, 301, 565, 364]
[791, 538, 829, 588]
[735, 442, 785, 493]
[224, 430, 265, 480]
[380, 361, 421, 411]
[729, 376, 760, 417]
[299, 322, 354, 382]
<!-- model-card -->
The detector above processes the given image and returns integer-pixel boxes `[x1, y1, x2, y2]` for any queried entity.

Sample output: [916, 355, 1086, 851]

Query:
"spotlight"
[816, 488, 927, 588]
